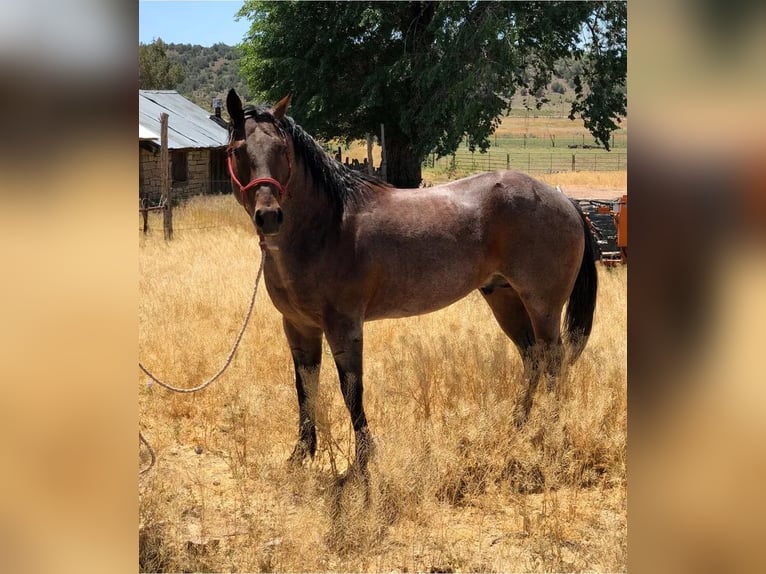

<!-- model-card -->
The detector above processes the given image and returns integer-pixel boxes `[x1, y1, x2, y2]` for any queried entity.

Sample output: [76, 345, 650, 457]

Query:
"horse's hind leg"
[522, 295, 567, 412]
[283, 319, 323, 465]
[480, 286, 539, 426]
[481, 286, 565, 426]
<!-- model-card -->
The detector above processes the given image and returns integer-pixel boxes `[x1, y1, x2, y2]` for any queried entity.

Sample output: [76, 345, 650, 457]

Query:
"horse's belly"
[364, 261, 483, 320]
[366, 291, 475, 320]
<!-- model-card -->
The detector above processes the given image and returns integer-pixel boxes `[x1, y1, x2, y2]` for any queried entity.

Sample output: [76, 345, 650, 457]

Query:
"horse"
[225, 89, 598, 477]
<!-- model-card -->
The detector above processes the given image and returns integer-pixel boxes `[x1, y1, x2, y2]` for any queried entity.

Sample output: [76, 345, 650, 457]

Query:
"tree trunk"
[384, 135, 423, 188]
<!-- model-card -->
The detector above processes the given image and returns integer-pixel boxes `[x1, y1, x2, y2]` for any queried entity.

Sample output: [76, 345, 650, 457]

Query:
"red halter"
[226, 131, 292, 202]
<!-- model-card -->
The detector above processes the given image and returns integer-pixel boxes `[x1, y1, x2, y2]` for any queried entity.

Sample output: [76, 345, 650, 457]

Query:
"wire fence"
[489, 132, 627, 150]
[425, 149, 626, 174]
[423, 127, 627, 174]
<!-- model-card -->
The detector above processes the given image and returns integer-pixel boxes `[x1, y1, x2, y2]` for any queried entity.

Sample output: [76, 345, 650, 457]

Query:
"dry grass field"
[139, 189, 626, 572]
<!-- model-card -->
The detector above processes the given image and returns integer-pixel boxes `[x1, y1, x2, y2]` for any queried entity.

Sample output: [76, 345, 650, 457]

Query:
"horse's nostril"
[254, 210, 265, 229]
[276, 209, 284, 225]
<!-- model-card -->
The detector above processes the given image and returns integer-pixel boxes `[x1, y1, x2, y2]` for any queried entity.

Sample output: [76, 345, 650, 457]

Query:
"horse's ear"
[226, 88, 245, 131]
[271, 94, 292, 119]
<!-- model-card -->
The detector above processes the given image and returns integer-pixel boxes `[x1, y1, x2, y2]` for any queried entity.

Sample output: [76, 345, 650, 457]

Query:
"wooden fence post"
[572, 154, 576, 172]
[160, 113, 173, 240]
[365, 134, 374, 176]
[379, 123, 386, 182]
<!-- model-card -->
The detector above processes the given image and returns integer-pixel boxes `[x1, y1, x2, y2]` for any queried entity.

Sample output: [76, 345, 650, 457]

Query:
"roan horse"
[225, 89, 597, 477]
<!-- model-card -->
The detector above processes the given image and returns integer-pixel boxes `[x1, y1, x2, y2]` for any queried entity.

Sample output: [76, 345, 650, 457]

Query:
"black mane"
[247, 105, 390, 219]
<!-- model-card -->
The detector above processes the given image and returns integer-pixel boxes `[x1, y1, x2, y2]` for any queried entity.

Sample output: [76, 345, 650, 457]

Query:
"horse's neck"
[281, 159, 336, 244]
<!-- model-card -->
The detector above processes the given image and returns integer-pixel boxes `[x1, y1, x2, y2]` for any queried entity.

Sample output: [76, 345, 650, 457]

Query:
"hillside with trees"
[139, 39, 251, 111]
[139, 39, 185, 91]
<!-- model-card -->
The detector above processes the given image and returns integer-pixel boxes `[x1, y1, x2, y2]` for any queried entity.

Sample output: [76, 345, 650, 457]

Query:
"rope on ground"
[138, 250, 265, 474]
[139, 430, 155, 475]
[139, 252, 264, 393]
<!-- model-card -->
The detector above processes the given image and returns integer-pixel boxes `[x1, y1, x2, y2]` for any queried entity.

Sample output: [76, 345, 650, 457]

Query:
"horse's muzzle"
[254, 206, 284, 235]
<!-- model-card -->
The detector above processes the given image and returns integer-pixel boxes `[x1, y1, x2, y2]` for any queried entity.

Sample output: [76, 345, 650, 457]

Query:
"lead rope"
[139, 430, 155, 475]
[139, 249, 266, 474]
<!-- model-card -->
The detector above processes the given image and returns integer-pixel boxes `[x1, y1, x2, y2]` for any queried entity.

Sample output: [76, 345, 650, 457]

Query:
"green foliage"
[568, 2, 627, 151]
[236, 1, 626, 185]
[139, 38, 186, 90]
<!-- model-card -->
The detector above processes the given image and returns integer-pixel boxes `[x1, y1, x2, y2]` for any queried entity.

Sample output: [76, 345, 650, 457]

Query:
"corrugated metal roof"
[139, 90, 229, 149]
[139, 124, 158, 140]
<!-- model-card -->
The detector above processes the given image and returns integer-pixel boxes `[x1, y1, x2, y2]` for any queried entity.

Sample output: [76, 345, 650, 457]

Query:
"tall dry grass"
[139, 195, 626, 572]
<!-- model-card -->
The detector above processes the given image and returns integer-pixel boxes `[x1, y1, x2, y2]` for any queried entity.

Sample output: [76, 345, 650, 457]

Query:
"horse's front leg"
[324, 314, 372, 477]
[283, 318, 323, 466]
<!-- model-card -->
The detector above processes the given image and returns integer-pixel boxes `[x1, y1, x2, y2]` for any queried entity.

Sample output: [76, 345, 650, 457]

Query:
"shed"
[139, 90, 230, 203]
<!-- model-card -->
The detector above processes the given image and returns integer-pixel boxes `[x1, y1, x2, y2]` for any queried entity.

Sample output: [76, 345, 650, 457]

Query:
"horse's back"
[457, 169, 573, 208]
[432, 169, 583, 245]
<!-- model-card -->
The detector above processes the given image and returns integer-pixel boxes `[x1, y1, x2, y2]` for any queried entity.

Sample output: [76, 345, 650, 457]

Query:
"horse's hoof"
[513, 408, 529, 429]
[287, 453, 303, 467]
[334, 465, 371, 501]
[287, 441, 312, 466]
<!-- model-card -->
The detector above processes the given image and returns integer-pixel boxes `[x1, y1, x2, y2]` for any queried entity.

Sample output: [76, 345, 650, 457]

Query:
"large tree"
[139, 38, 186, 90]
[237, 1, 626, 187]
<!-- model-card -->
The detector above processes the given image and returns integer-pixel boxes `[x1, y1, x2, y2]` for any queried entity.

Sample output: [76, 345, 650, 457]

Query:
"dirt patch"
[559, 185, 626, 200]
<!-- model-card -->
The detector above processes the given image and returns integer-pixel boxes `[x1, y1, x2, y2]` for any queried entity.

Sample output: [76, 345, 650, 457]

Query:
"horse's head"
[226, 89, 292, 236]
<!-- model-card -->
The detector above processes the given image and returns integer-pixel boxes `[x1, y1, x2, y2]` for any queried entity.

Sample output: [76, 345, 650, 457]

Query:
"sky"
[139, 1, 250, 47]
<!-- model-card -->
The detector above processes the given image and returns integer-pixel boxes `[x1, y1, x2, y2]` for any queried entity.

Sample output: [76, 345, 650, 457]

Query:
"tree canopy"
[237, 1, 626, 187]
[139, 38, 186, 90]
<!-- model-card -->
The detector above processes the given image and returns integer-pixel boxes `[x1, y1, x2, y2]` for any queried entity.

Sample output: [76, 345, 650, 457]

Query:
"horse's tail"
[564, 199, 599, 362]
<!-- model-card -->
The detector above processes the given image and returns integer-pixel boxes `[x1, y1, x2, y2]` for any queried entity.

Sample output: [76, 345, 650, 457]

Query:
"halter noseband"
[227, 111, 292, 202]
